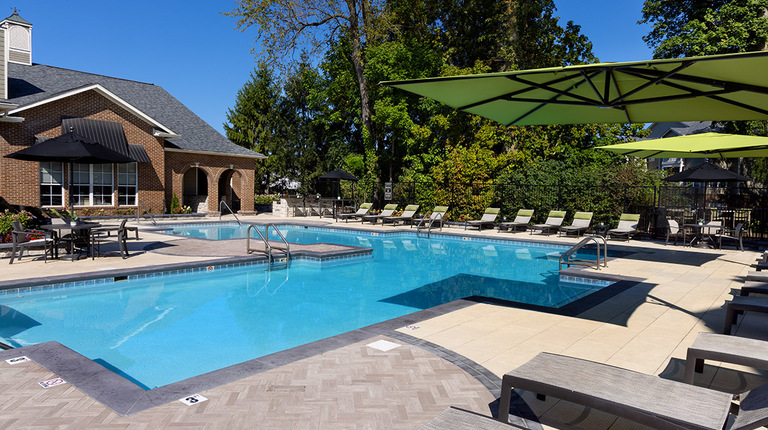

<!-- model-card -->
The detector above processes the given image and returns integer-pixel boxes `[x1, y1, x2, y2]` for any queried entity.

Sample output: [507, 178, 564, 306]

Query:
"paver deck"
[1, 214, 766, 429]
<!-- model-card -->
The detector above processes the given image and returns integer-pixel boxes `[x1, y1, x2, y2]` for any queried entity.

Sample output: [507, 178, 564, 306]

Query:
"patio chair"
[664, 219, 687, 246]
[9, 221, 55, 264]
[464, 208, 499, 231]
[497, 209, 533, 233]
[90, 219, 129, 259]
[383, 204, 419, 226]
[336, 203, 372, 223]
[738, 281, 768, 296]
[362, 204, 398, 224]
[529, 210, 566, 235]
[498, 351, 768, 430]
[558, 212, 592, 237]
[684, 332, 768, 384]
[716, 222, 744, 251]
[607, 213, 639, 241]
[414, 206, 448, 231]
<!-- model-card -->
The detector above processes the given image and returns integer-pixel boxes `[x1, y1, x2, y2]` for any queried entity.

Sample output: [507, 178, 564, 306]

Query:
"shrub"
[170, 193, 181, 214]
[0, 210, 33, 243]
[255, 194, 280, 204]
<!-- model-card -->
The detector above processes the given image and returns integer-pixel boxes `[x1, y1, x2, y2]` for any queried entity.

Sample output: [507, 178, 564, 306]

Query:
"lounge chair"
[497, 209, 533, 233]
[9, 221, 55, 264]
[528, 210, 565, 235]
[723, 295, 768, 334]
[420, 407, 516, 430]
[716, 222, 745, 251]
[738, 281, 768, 296]
[684, 332, 768, 384]
[464, 208, 499, 231]
[383, 204, 419, 226]
[498, 351, 768, 430]
[607, 213, 639, 241]
[336, 203, 372, 222]
[361, 204, 398, 224]
[558, 211, 592, 237]
[414, 206, 448, 231]
[747, 270, 768, 282]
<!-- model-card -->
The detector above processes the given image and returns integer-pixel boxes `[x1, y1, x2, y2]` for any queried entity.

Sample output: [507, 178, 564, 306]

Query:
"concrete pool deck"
[1, 214, 766, 429]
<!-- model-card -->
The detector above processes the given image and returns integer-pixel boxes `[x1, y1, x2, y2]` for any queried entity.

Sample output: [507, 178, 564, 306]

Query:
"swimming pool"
[0, 225, 611, 389]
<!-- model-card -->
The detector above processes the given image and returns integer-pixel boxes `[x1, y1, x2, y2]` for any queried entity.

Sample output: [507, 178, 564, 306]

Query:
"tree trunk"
[346, 0, 379, 203]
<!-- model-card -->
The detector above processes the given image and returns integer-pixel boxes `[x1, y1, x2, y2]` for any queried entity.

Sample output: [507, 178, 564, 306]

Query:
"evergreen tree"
[224, 64, 283, 192]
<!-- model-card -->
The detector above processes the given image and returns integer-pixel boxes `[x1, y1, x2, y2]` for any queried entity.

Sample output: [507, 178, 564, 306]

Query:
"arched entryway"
[183, 167, 208, 213]
[218, 169, 242, 212]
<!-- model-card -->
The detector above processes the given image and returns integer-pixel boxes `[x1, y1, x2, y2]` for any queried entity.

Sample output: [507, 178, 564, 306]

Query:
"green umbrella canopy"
[595, 133, 768, 159]
[381, 51, 768, 126]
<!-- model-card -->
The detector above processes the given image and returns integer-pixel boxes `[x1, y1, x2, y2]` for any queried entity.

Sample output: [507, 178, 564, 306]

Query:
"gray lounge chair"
[420, 407, 516, 430]
[464, 208, 499, 231]
[685, 332, 768, 384]
[336, 203, 372, 222]
[558, 211, 592, 237]
[723, 295, 768, 334]
[607, 213, 639, 241]
[739, 281, 768, 296]
[498, 351, 768, 430]
[529, 210, 565, 235]
[383, 204, 419, 226]
[362, 204, 398, 224]
[498, 209, 533, 233]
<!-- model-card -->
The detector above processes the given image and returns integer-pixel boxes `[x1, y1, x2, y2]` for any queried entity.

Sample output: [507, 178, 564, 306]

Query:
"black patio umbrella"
[319, 169, 359, 199]
[5, 130, 136, 209]
[663, 162, 750, 183]
[319, 169, 359, 182]
[5, 130, 135, 163]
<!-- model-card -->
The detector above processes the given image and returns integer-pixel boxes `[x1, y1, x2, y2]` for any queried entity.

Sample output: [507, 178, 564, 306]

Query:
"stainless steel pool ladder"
[220, 200, 241, 226]
[559, 235, 607, 271]
[415, 213, 443, 238]
[246, 224, 291, 269]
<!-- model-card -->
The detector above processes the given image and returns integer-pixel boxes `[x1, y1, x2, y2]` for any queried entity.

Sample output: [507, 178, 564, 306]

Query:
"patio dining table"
[683, 223, 719, 248]
[40, 222, 101, 260]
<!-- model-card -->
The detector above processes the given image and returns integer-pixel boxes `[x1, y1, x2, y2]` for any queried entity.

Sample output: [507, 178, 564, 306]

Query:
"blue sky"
[11, 0, 651, 136]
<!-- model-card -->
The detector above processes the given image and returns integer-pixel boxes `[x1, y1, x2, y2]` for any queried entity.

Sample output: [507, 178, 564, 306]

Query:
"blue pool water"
[0, 225, 610, 389]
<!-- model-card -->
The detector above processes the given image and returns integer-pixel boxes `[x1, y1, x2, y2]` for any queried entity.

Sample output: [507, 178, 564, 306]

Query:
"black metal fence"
[355, 181, 768, 239]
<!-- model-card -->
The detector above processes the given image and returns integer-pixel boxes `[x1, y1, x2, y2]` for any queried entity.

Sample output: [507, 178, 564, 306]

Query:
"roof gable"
[6, 63, 265, 159]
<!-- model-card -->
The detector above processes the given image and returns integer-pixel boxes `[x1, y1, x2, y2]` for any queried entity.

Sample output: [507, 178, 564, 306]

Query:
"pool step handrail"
[137, 201, 158, 226]
[247, 224, 273, 264]
[265, 224, 291, 265]
[220, 200, 241, 226]
[559, 235, 607, 271]
[415, 213, 443, 238]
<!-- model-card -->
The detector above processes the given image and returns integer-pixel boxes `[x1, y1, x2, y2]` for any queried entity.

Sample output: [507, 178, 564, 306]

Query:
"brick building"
[0, 11, 265, 216]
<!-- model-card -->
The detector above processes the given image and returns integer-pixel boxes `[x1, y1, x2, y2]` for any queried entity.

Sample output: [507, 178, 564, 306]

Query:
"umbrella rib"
[580, 70, 607, 104]
[505, 72, 607, 106]
[633, 68, 768, 95]
[606, 62, 695, 105]
[457, 71, 597, 111]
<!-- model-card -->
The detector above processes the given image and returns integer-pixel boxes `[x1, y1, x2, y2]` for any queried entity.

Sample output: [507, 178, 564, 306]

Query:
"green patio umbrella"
[595, 133, 768, 159]
[381, 51, 768, 126]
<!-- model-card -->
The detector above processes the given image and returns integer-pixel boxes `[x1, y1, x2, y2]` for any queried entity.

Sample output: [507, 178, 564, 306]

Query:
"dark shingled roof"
[7, 63, 264, 158]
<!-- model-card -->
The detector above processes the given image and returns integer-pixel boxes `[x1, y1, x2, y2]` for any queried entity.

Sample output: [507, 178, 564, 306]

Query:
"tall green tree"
[223, 64, 283, 192]
[280, 58, 326, 196]
[640, 0, 768, 58]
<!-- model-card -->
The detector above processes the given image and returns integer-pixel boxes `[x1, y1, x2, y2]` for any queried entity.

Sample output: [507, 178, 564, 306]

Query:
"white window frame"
[39, 161, 64, 207]
[71, 163, 114, 207]
[117, 162, 138, 206]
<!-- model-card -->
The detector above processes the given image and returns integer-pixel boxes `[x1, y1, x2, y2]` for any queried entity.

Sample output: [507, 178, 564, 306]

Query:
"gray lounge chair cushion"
[685, 332, 768, 384]
[500, 352, 733, 430]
